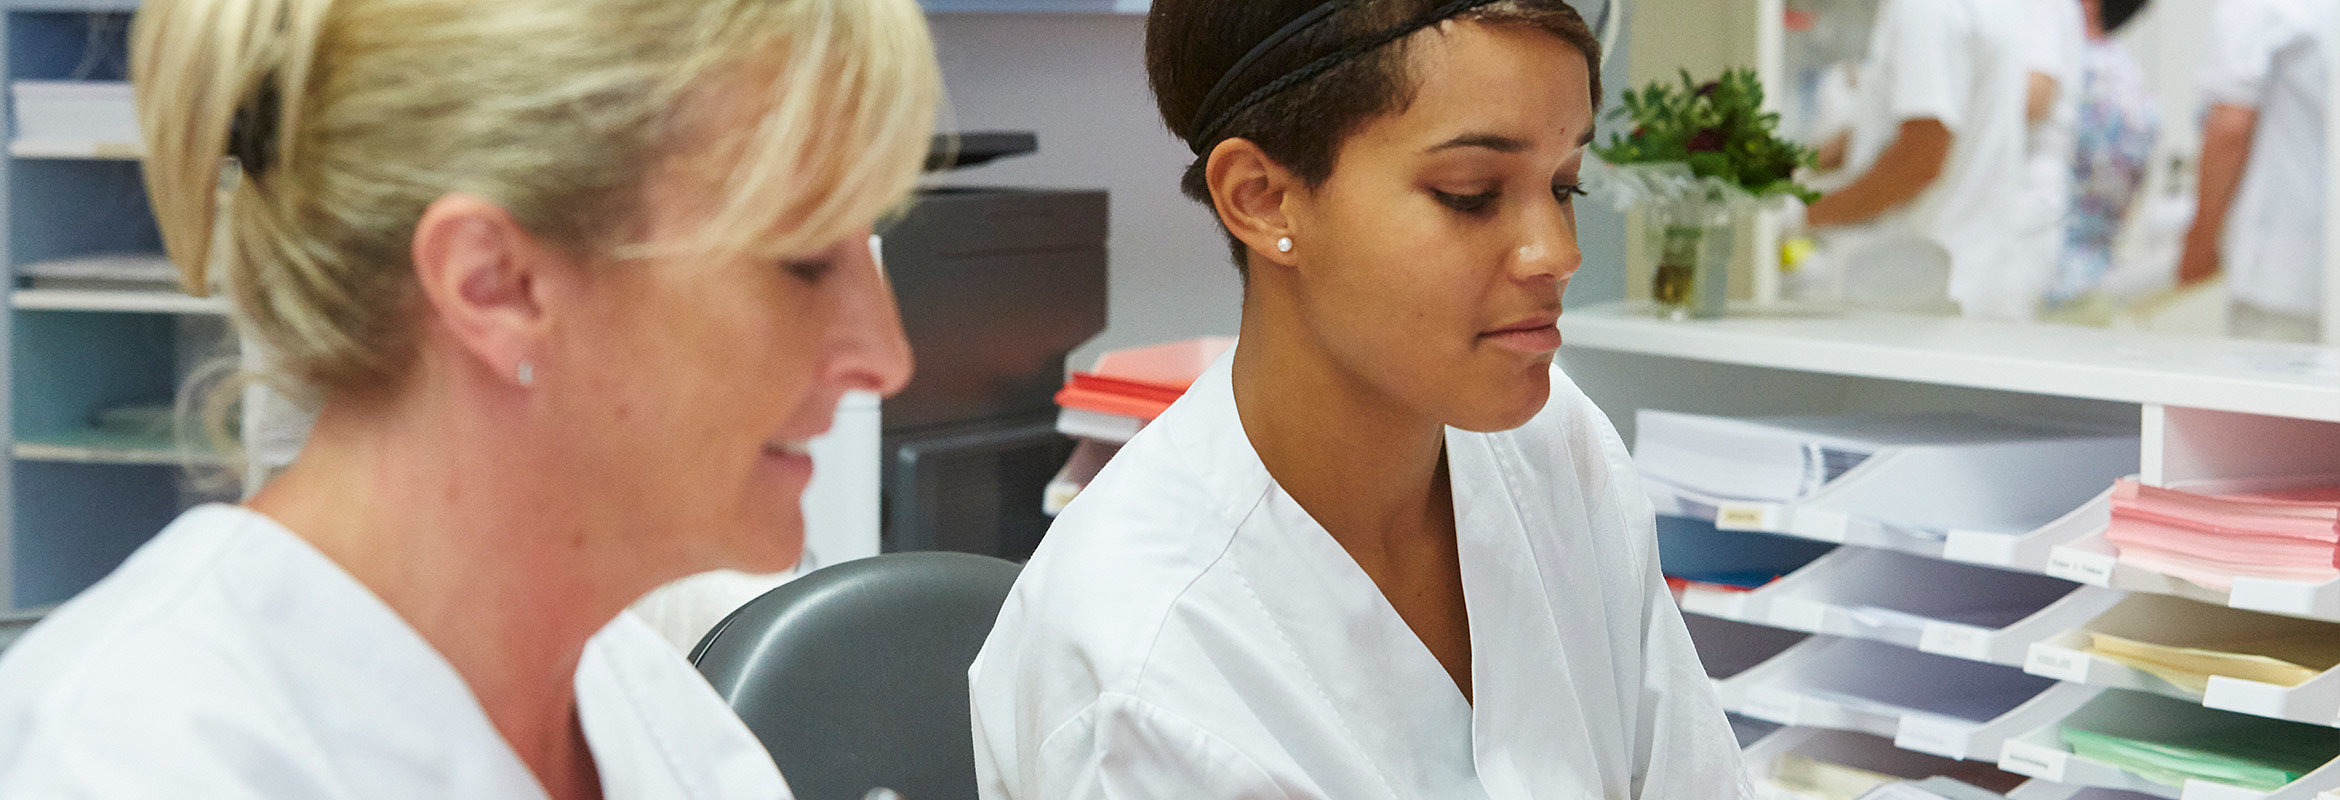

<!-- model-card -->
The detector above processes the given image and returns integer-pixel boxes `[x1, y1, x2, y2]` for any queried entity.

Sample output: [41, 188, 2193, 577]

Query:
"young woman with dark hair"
[968, 2, 1747, 797]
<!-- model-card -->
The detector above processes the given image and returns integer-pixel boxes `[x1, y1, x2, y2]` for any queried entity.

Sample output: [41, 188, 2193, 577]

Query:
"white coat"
[0, 504, 792, 799]
[969, 349, 1748, 799]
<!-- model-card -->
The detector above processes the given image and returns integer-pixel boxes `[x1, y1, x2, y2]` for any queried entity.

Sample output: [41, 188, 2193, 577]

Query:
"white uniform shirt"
[2015, 0, 2088, 301]
[0, 504, 792, 799]
[968, 350, 1747, 799]
[1840, 0, 2034, 317]
[2200, 0, 2334, 317]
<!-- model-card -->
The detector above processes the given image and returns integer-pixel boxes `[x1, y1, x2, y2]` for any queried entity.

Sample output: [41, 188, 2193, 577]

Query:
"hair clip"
[227, 77, 281, 176]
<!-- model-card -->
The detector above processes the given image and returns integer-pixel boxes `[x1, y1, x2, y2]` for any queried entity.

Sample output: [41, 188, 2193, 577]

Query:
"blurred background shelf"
[12, 288, 223, 315]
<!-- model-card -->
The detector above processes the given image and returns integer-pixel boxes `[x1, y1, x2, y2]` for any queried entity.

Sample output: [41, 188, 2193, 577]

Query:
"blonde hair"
[131, 0, 942, 395]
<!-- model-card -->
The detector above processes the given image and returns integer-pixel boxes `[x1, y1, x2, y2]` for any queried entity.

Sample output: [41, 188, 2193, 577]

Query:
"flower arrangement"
[1590, 67, 1818, 208]
[1587, 68, 1818, 319]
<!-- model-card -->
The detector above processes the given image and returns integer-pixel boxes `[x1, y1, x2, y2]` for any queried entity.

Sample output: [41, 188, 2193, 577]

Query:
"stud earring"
[516, 361, 535, 387]
[1276, 236, 1294, 254]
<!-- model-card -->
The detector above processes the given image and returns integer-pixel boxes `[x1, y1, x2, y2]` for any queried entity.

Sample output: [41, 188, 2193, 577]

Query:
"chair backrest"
[0, 609, 45, 656]
[691, 552, 1021, 800]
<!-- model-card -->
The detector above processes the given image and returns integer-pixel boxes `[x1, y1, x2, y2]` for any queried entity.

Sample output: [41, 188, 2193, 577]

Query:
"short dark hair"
[2101, 0, 2149, 34]
[1145, 0, 1603, 273]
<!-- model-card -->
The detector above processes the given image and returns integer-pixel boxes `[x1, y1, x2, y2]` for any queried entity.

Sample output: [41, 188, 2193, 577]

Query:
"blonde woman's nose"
[831, 235, 914, 398]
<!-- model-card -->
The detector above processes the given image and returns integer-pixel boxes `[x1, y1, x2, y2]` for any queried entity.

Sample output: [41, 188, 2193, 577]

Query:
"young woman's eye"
[1434, 189, 1499, 214]
[1553, 183, 1589, 204]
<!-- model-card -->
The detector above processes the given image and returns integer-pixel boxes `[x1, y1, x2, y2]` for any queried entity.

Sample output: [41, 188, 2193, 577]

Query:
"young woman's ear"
[1204, 138, 1305, 269]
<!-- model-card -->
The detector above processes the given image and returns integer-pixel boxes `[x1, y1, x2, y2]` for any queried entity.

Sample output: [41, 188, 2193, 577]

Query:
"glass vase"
[1645, 199, 1738, 320]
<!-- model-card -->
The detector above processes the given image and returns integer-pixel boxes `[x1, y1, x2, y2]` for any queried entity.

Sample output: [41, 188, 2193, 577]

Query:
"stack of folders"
[1633, 411, 2129, 524]
[2106, 478, 2340, 590]
[2059, 693, 2340, 792]
[1044, 337, 1234, 513]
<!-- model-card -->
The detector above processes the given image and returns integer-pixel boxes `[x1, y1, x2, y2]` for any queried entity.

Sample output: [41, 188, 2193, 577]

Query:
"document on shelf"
[1634, 412, 2111, 507]
[2056, 691, 2340, 792]
[2086, 631, 2339, 692]
[2106, 479, 2340, 590]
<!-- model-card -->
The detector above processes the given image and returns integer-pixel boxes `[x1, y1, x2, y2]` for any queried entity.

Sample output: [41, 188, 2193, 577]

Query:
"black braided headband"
[1184, 0, 1504, 154]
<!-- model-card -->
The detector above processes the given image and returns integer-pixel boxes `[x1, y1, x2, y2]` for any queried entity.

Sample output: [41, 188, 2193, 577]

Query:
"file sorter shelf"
[1658, 428, 2135, 568]
[1680, 543, 2121, 666]
[1998, 690, 2340, 800]
[2040, 475, 2340, 624]
[2024, 594, 2340, 729]
[1686, 612, 1814, 681]
[1714, 636, 2099, 761]
[1743, 726, 2034, 800]
[2048, 537, 2340, 625]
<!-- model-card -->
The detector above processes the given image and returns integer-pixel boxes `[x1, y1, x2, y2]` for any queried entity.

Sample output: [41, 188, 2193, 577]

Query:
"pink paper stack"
[2106, 479, 2340, 591]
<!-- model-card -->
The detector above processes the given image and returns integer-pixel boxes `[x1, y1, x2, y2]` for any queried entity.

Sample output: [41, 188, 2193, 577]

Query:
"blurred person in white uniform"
[969, 1, 1748, 798]
[2053, 0, 2161, 307]
[1805, 0, 2036, 318]
[0, 0, 939, 797]
[2016, 0, 2089, 312]
[2178, 0, 2335, 342]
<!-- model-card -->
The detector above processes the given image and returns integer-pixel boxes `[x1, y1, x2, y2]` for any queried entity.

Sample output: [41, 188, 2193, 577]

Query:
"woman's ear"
[409, 193, 555, 390]
[1204, 138, 1305, 269]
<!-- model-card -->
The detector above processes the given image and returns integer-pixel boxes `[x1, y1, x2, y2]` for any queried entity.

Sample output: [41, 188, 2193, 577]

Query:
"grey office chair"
[0, 609, 44, 656]
[691, 552, 1021, 800]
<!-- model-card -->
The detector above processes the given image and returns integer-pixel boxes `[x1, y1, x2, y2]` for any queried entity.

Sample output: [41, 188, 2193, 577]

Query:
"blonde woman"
[0, 0, 938, 797]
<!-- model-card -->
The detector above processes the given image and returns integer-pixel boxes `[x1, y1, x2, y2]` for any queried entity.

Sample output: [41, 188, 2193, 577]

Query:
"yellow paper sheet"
[2088, 632, 2339, 693]
[1769, 753, 1899, 800]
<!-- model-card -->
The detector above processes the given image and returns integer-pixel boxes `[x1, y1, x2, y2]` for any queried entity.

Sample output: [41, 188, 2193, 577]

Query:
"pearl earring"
[1276, 236, 1294, 254]
[516, 361, 535, 387]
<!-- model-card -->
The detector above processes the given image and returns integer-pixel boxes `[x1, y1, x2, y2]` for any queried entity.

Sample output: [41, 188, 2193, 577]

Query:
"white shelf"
[1560, 303, 2340, 424]
[1681, 544, 2116, 666]
[1997, 690, 2340, 800]
[11, 429, 220, 467]
[8, 139, 141, 160]
[1714, 636, 2095, 761]
[2024, 594, 2340, 728]
[11, 288, 226, 315]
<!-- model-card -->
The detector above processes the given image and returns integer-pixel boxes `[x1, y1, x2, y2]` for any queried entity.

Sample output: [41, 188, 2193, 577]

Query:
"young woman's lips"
[1481, 315, 1563, 354]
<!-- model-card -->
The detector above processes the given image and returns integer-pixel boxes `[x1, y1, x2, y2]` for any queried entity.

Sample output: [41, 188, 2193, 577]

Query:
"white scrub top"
[0, 504, 792, 799]
[1839, 0, 2034, 318]
[2014, 0, 2087, 303]
[2200, 0, 2334, 317]
[968, 349, 1748, 799]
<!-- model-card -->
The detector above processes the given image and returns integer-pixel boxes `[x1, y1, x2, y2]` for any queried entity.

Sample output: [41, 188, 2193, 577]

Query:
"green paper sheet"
[2061, 716, 2340, 792]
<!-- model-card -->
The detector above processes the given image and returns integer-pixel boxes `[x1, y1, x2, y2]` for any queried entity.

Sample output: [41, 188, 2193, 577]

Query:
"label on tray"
[1998, 742, 2068, 779]
[1919, 622, 1990, 661]
[2046, 548, 2115, 586]
[1716, 504, 1778, 531]
[2024, 646, 2089, 682]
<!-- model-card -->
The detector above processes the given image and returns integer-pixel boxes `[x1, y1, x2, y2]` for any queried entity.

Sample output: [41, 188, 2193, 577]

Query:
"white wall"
[926, 13, 1241, 369]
